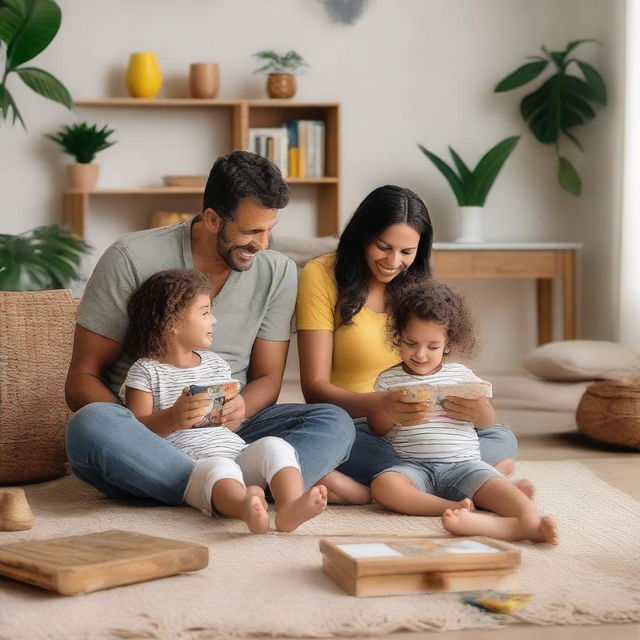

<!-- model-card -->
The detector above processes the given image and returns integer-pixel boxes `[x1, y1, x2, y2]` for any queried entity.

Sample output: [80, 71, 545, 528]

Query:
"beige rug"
[0, 460, 638, 640]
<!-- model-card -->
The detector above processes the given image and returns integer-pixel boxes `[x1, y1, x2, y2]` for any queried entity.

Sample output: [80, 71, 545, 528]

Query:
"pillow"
[269, 235, 339, 268]
[523, 340, 640, 382]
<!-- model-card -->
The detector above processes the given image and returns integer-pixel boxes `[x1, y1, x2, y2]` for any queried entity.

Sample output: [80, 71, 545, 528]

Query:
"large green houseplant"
[494, 39, 607, 196]
[46, 122, 116, 189]
[0, 225, 90, 291]
[418, 136, 519, 242]
[0, 0, 72, 129]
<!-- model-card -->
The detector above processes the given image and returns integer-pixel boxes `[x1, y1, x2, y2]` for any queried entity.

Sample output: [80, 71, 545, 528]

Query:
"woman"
[296, 185, 524, 497]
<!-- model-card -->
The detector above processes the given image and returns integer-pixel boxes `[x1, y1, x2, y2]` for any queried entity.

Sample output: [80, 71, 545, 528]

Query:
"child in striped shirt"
[120, 268, 327, 534]
[370, 280, 558, 544]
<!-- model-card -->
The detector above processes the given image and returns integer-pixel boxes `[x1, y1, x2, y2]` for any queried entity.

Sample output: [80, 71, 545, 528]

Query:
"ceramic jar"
[126, 52, 162, 98]
[189, 63, 219, 99]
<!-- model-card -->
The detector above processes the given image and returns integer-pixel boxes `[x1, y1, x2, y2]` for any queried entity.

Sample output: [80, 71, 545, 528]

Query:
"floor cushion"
[0, 290, 78, 483]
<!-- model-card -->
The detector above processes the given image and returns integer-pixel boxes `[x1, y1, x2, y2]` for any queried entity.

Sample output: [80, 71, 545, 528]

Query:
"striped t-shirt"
[374, 362, 487, 462]
[121, 349, 246, 460]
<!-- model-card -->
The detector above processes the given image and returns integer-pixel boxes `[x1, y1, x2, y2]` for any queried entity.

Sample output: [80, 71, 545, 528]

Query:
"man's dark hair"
[202, 150, 289, 220]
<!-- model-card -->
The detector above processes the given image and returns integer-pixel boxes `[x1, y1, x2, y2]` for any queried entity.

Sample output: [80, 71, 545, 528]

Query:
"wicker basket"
[576, 378, 640, 450]
[0, 290, 78, 483]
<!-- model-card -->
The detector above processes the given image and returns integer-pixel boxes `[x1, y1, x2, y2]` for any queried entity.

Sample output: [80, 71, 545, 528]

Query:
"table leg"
[536, 278, 553, 345]
[562, 250, 577, 339]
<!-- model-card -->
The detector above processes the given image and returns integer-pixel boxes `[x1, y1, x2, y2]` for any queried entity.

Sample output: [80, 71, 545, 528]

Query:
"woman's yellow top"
[296, 252, 399, 393]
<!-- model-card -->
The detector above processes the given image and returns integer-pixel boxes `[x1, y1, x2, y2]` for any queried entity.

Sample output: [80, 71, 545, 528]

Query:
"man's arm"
[220, 337, 289, 431]
[65, 325, 122, 411]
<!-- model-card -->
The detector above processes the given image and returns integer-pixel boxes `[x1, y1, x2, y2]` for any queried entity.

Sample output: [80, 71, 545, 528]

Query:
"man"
[65, 150, 355, 516]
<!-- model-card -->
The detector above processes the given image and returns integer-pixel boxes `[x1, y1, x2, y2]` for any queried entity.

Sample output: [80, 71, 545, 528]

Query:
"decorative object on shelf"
[495, 39, 607, 196]
[0, 0, 72, 129]
[47, 122, 116, 189]
[320, 0, 369, 25]
[126, 51, 162, 98]
[149, 212, 195, 228]
[0, 224, 90, 291]
[418, 137, 519, 243]
[253, 50, 309, 99]
[162, 175, 206, 187]
[189, 62, 219, 99]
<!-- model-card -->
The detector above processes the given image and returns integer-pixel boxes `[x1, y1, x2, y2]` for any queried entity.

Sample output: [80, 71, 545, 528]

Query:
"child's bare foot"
[320, 471, 371, 504]
[442, 507, 478, 536]
[241, 494, 269, 534]
[514, 478, 535, 500]
[246, 485, 268, 510]
[275, 485, 328, 532]
[457, 497, 475, 511]
[535, 515, 559, 545]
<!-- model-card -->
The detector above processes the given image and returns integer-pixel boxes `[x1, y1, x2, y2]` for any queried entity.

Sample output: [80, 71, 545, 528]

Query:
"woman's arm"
[297, 330, 428, 427]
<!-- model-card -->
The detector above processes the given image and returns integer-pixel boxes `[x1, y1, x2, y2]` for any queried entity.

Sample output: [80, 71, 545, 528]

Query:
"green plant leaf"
[471, 136, 520, 206]
[565, 39, 598, 57]
[448, 147, 474, 201]
[0, 0, 24, 44]
[417, 143, 466, 205]
[15, 66, 72, 108]
[558, 156, 582, 195]
[576, 61, 607, 105]
[549, 51, 566, 68]
[562, 129, 584, 151]
[494, 60, 548, 92]
[0, 83, 26, 128]
[6, 0, 61, 69]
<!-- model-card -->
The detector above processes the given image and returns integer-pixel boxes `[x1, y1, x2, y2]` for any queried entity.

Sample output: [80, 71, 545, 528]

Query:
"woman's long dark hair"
[335, 185, 433, 325]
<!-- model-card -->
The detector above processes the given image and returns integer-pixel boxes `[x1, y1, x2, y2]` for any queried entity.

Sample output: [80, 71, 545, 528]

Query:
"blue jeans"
[337, 421, 518, 486]
[65, 401, 355, 503]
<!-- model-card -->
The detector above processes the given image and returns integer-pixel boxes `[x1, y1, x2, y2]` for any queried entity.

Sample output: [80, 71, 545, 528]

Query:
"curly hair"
[386, 279, 479, 360]
[122, 268, 213, 361]
[335, 185, 432, 325]
[201, 150, 289, 220]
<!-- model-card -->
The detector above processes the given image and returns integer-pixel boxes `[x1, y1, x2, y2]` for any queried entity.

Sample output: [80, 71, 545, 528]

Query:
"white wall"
[0, 0, 626, 373]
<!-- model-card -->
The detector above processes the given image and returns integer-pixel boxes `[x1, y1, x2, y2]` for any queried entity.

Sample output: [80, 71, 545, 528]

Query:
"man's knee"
[312, 403, 356, 446]
[66, 402, 131, 452]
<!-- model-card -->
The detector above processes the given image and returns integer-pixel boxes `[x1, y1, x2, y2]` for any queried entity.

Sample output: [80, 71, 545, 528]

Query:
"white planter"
[456, 206, 483, 243]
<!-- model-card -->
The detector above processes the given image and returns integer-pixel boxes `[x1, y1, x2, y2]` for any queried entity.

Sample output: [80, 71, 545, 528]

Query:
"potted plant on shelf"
[46, 122, 116, 190]
[0, 225, 90, 291]
[252, 50, 309, 99]
[494, 39, 607, 196]
[418, 136, 519, 242]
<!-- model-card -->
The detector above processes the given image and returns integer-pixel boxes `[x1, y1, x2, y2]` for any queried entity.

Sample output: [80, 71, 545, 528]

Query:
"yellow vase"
[126, 52, 162, 98]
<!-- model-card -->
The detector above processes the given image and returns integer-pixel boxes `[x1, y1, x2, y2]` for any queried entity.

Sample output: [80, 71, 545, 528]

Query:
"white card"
[437, 540, 500, 554]
[336, 543, 403, 558]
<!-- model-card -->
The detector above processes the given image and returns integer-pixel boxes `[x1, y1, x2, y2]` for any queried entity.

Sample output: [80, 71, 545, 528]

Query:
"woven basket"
[0, 290, 78, 483]
[576, 378, 640, 450]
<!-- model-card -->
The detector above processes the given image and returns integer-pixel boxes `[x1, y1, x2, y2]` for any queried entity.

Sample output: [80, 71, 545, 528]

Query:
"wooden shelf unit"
[65, 99, 341, 237]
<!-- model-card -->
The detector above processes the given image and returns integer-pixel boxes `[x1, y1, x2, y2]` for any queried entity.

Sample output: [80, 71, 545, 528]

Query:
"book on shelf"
[250, 120, 326, 180]
[319, 536, 521, 597]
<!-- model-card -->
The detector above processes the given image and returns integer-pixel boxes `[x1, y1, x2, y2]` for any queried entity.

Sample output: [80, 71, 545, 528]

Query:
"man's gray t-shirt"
[77, 219, 297, 397]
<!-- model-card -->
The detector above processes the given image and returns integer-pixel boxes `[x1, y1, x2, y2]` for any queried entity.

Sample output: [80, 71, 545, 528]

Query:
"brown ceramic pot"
[67, 163, 99, 190]
[189, 62, 219, 99]
[267, 73, 296, 99]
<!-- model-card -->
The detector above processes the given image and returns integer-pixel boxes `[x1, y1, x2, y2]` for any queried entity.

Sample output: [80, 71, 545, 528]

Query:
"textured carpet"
[0, 460, 639, 640]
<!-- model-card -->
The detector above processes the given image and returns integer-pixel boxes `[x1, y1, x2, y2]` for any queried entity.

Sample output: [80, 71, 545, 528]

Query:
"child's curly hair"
[123, 268, 212, 361]
[386, 279, 479, 359]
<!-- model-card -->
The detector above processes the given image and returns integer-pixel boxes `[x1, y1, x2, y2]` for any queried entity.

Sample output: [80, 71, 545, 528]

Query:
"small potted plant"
[46, 122, 116, 190]
[0, 225, 91, 291]
[418, 136, 519, 242]
[252, 50, 309, 99]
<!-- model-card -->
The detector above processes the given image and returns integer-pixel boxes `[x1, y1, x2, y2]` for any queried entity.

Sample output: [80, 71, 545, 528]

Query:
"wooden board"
[322, 557, 518, 597]
[320, 536, 520, 578]
[0, 529, 209, 596]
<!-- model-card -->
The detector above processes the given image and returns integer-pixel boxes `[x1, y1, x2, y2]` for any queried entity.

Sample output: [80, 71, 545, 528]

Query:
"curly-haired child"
[120, 268, 327, 534]
[369, 280, 558, 544]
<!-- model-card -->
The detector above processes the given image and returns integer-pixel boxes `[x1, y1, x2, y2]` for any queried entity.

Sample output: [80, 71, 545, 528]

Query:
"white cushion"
[523, 340, 640, 382]
[269, 235, 338, 267]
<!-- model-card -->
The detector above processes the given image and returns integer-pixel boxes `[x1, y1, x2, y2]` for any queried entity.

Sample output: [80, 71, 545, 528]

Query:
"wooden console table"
[431, 243, 581, 345]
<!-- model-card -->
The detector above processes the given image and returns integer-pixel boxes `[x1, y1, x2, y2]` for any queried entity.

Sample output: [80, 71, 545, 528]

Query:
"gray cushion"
[269, 235, 338, 268]
[523, 340, 640, 382]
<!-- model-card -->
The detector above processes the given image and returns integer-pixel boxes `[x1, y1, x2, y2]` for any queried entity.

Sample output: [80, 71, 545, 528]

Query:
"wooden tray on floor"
[0, 529, 209, 595]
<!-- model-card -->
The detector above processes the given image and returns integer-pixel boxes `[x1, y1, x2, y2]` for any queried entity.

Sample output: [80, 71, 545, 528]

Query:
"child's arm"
[368, 385, 431, 436]
[442, 396, 495, 429]
[124, 387, 210, 437]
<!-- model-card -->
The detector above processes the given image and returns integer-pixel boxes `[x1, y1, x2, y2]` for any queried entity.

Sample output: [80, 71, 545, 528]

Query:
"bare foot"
[494, 458, 515, 477]
[442, 507, 478, 536]
[319, 471, 371, 505]
[457, 497, 475, 512]
[275, 485, 328, 532]
[246, 485, 268, 510]
[536, 515, 559, 545]
[241, 494, 269, 534]
[514, 478, 536, 500]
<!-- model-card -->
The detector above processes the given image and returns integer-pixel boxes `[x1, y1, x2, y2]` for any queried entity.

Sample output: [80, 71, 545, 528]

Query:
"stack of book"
[319, 536, 521, 597]
[248, 120, 325, 179]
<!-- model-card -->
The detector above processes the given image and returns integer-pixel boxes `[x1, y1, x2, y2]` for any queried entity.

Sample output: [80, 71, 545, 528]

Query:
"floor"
[278, 379, 640, 640]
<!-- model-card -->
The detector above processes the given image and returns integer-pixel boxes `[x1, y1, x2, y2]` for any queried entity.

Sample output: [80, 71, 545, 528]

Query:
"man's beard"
[216, 220, 260, 272]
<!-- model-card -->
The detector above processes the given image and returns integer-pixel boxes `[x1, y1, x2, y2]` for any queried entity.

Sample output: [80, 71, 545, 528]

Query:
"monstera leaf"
[495, 40, 607, 196]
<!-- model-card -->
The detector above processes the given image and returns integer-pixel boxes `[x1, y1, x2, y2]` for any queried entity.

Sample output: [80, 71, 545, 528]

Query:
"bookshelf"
[64, 99, 341, 237]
